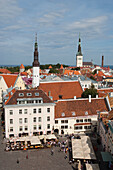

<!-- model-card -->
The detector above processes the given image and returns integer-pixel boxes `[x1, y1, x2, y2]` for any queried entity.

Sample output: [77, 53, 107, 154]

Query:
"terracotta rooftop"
[0, 74, 18, 88]
[55, 98, 109, 119]
[5, 89, 53, 105]
[0, 68, 11, 74]
[20, 64, 25, 69]
[108, 109, 113, 120]
[39, 81, 83, 101]
[97, 88, 113, 97]
[49, 65, 52, 69]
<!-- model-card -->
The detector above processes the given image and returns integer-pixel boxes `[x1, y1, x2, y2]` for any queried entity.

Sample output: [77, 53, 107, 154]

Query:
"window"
[39, 125, 41, 130]
[79, 126, 82, 129]
[61, 126, 64, 129]
[19, 109, 22, 114]
[85, 111, 88, 115]
[88, 119, 91, 122]
[61, 120, 64, 123]
[24, 118, 28, 123]
[19, 93, 24, 96]
[62, 113, 65, 117]
[55, 120, 58, 124]
[33, 125, 37, 130]
[84, 126, 87, 129]
[80, 119, 83, 122]
[19, 101, 25, 104]
[72, 112, 75, 116]
[10, 127, 13, 132]
[65, 125, 68, 129]
[27, 93, 32, 96]
[88, 126, 91, 129]
[33, 117, 36, 122]
[19, 126, 23, 131]
[19, 118, 22, 124]
[24, 109, 27, 114]
[47, 116, 50, 121]
[10, 119, 13, 124]
[47, 108, 50, 112]
[76, 119, 79, 123]
[38, 117, 41, 122]
[35, 93, 39, 96]
[39, 100, 41, 103]
[25, 126, 28, 131]
[84, 119, 87, 122]
[9, 110, 13, 115]
[47, 124, 50, 129]
[33, 109, 36, 113]
[65, 120, 68, 123]
[38, 108, 41, 113]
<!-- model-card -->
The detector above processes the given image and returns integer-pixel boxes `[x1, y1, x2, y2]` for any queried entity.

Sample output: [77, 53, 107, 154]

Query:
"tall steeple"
[32, 33, 40, 67]
[76, 33, 83, 67]
[77, 33, 82, 56]
[32, 33, 40, 88]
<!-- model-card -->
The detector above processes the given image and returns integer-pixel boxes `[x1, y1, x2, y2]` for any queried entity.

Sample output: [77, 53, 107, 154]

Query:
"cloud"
[0, 0, 22, 23]
[68, 16, 107, 33]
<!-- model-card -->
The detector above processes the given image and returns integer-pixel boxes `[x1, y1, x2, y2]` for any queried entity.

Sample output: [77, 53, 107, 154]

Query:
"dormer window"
[35, 93, 39, 96]
[62, 112, 65, 117]
[72, 112, 75, 116]
[27, 93, 32, 96]
[85, 111, 88, 115]
[19, 93, 24, 97]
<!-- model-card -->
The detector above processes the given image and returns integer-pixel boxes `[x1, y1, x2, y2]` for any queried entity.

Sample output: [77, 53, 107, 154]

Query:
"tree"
[49, 68, 59, 74]
[81, 84, 98, 98]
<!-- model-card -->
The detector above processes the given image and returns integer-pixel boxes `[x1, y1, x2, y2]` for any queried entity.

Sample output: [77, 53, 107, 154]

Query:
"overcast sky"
[0, 0, 113, 66]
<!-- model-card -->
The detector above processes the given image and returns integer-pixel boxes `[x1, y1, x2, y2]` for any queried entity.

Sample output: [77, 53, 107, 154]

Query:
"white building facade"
[4, 89, 55, 138]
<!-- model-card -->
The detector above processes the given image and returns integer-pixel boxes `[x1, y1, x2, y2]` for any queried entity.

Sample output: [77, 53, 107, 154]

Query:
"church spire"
[32, 33, 40, 67]
[32, 34, 40, 88]
[77, 33, 82, 56]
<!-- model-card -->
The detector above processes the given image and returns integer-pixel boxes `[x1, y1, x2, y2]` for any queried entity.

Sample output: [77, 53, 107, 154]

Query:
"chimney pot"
[89, 95, 91, 103]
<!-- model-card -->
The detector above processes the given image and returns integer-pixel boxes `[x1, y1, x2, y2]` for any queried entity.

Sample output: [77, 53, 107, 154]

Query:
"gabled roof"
[0, 68, 11, 74]
[0, 74, 18, 88]
[39, 81, 83, 100]
[5, 89, 53, 105]
[55, 98, 109, 118]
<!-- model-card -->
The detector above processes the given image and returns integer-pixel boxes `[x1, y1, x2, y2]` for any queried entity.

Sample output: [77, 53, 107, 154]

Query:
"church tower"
[76, 34, 83, 67]
[32, 34, 40, 88]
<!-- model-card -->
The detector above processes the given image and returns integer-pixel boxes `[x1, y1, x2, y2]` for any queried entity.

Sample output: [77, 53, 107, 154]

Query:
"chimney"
[74, 96, 76, 100]
[96, 95, 98, 98]
[102, 55, 104, 67]
[89, 95, 91, 103]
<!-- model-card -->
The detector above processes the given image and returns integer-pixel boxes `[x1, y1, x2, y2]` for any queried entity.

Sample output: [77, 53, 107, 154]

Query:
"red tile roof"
[55, 98, 109, 118]
[0, 68, 11, 74]
[49, 65, 52, 69]
[20, 72, 27, 76]
[0, 74, 18, 88]
[39, 81, 83, 100]
[20, 64, 25, 69]
[97, 88, 113, 97]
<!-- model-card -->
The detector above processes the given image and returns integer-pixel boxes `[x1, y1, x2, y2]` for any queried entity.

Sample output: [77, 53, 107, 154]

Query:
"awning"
[101, 152, 113, 162]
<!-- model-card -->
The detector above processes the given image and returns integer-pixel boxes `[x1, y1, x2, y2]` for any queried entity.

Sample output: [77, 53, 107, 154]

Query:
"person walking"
[51, 149, 54, 155]
[17, 159, 19, 164]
